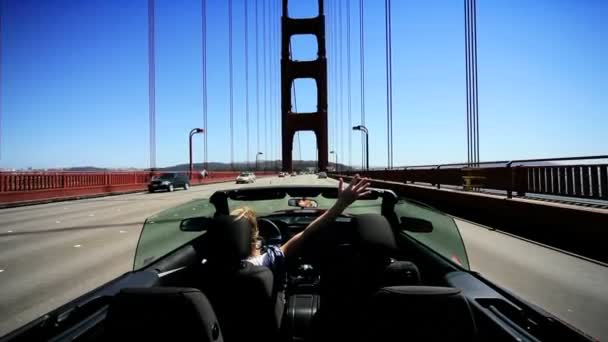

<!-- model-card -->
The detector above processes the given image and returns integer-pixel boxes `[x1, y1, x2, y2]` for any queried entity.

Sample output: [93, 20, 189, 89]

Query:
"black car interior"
[2, 186, 593, 342]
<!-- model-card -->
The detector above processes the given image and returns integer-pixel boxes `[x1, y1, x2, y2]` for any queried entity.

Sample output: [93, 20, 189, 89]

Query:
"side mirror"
[287, 198, 319, 208]
[180, 216, 213, 232]
[400, 216, 433, 233]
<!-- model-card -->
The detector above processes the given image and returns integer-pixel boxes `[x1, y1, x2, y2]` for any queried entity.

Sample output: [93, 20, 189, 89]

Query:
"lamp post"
[189, 128, 205, 180]
[352, 125, 369, 171]
[255, 152, 264, 171]
[330, 150, 338, 173]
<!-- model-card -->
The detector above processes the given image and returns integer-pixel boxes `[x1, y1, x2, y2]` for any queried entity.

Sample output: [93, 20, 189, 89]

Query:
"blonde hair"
[230, 207, 259, 253]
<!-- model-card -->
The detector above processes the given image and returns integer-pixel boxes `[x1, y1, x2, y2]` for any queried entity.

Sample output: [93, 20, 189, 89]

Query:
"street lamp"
[330, 150, 339, 173]
[352, 125, 369, 171]
[255, 152, 264, 171]
[189, 128, 205, 180]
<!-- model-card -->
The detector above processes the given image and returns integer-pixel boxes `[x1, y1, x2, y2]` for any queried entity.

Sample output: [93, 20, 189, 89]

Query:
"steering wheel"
[257, 218, 283, 247]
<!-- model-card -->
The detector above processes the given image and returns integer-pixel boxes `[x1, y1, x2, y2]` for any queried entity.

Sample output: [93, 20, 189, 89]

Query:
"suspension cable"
[262, 0, 267, 168]
[255, 0, 260, 159]
[147, 0, 156, 170]
[472, 0, 480, 166]
[384, 0, 393, 169]
[328, 1, 338, 151]
[228, 0, 234, 169]
[347, 0, 352, 168]
[201, 0, 208, 169]
[338, 0, 344, 162]
[359, 0, 365, 170]
[465, 0, 480, 166]
[464, 0, 473, 166]
[244, 0, 250, 169]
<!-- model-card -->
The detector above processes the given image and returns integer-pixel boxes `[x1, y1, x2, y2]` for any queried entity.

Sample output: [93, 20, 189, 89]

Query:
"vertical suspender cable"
[262, 0, 267, 167]
[277, 0, 281, 166]
[244, 0, 250, 169]
[464, 0, 471, 166]
[346, 0, 352, 169]
[327, 0, 333, 153]
[464, 0, 479, 166]
[338, 0, 343, 162]
[359, 0, 366, 170]
[384, 0, 393, 169]
[202, 0, 208, 169]
[268, 0, 274, 166]
[472, 0, 480, 165]
[255, 0, 260, 159]
[147, 0, 156, 170]
[228, 0, 234, 169]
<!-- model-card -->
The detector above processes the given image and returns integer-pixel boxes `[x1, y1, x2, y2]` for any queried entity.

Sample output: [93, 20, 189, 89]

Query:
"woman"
[231, 175, 371, 271]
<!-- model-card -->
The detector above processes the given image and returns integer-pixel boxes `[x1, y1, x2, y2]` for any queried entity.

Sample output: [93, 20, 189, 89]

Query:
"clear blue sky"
[1, 0, 606, 169]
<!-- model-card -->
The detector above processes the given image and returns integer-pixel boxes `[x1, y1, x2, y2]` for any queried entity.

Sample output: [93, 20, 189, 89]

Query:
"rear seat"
[284, 214, 423, 341]
[105, 287, 224, 341]
[364, 286, 477, 341]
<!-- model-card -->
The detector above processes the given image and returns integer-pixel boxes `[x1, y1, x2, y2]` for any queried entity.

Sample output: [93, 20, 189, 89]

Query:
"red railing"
[339, 156, 608, 201]
[0, 171, 275, 205]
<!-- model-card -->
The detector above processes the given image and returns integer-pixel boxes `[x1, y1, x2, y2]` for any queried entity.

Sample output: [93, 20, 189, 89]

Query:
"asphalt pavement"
[457, 219, 608, 341]
[1, 175, 606, 340]
[0, 175, 333, 336]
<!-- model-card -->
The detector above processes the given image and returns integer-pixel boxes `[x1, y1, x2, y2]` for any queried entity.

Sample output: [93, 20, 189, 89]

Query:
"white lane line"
[88, 213, 95, 217]
[0, 269, 4, 273]
[55, 221, 61, 224]
[73, 244, 82, 248]
[119, 230, 128, 234]
[7, 230, 13, 233]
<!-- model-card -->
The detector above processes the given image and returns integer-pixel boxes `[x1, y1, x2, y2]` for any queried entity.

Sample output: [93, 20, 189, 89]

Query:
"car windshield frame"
[133, 186, 470, 271]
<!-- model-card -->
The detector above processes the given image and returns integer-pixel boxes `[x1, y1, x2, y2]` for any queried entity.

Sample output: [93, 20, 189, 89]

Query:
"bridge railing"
[0, 170, 274, 205]
[342, 155, 608, 201]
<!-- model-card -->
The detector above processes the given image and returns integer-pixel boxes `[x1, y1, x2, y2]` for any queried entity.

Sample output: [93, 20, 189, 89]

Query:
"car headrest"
[382, 260, 421, 286]
[352, 214, 397, 255]
[207, 215, 252, 264]
[105, 287, 224, 342]
[366, 286, 476, 341]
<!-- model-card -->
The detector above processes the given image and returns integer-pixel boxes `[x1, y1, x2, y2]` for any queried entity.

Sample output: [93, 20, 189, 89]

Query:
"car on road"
[236, 172, 255, 184]
[278, 172, 286, 177]
[5, 184, 594, 342]
[290, 171, 297, 176]
[318, 171, 328, 179]
[148, 173, 189, 192]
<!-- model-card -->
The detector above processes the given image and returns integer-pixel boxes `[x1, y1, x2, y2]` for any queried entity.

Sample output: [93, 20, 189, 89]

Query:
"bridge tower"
[281, 0, 328, 172]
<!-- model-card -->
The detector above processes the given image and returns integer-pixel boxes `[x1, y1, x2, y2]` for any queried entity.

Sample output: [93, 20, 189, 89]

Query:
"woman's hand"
[336, 174, 371, 208]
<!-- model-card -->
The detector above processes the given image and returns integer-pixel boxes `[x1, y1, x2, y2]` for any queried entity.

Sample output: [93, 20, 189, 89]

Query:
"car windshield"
[239, 172, 249, 176]
[156, 173, 175, 180]
[133, 189, 469, 271]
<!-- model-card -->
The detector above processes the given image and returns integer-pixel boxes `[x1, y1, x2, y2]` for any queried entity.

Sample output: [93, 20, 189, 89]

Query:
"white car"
[236, 172, 255, 184]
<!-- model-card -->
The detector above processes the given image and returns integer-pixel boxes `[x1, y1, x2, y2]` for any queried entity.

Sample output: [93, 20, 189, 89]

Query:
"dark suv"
[148, 173, 190, 193]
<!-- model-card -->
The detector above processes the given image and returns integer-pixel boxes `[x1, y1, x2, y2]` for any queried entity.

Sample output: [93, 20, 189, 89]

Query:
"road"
[0, 175, 332, 336]
[1, 175, 606, 340]
[457, 219, 608, 341]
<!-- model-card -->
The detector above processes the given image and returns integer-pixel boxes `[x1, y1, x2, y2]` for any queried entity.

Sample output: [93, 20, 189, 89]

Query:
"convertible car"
[2, 186, 594, 342]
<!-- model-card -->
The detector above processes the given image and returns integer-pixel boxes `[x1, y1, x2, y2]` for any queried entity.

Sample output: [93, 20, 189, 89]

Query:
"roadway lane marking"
[7, 230, 13, 233]
[119, 230, 128, 234]
[55, 221, 61, 224]
[0, 269, 4, 273]
[73, 244, 82, 248]
[88, 213, 95, 217]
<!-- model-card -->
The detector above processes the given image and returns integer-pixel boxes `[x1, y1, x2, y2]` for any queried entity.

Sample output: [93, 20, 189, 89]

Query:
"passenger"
[230, 175, 371, 271]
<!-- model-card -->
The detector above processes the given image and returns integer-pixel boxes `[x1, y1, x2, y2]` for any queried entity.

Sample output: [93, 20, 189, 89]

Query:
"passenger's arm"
[281, 175, 371, 258]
